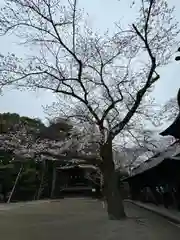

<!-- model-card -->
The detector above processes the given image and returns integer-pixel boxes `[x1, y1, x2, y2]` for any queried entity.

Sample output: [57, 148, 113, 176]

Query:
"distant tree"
[0, 113, 46, 202]
[39, 117, 74, 140]
[0, 0, 179, 219]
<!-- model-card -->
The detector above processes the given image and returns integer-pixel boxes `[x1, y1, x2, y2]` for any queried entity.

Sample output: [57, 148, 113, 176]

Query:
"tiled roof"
[131, 141, 180, 176]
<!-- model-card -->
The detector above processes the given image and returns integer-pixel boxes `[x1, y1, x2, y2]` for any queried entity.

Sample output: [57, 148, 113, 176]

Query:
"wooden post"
[149, 186, 159, 205]
[36, 160, 46, 200]
[7, 164, 23, 203]
[171, 186, 178, 208]
[50, 162, 57, 199]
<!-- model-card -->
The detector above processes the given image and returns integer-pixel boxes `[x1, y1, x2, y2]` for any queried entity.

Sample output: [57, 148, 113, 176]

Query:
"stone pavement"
[127, 200, 180, 224]
[0, 198, 180, 240]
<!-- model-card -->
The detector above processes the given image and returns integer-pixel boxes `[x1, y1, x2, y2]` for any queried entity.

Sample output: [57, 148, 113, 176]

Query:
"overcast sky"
[0, 0, 180, 122]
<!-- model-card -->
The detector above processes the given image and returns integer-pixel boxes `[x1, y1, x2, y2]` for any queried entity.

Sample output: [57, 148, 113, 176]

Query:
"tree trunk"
[100, 137, 126, 220]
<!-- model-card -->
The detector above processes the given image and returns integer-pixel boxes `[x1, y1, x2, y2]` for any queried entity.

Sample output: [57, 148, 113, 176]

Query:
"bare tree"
[0, 0, 179, 219]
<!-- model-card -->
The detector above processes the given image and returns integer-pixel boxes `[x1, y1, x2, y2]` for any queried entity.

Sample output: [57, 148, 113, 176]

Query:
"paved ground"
[127, 199, 180, 224]
[0, 198, 180, 239]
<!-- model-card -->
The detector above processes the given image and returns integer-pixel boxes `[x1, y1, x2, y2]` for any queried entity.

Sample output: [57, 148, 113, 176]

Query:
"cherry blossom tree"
[0, 114, 101, 200]
[158, 97, 179, 124]
[0, 0, 179, 219]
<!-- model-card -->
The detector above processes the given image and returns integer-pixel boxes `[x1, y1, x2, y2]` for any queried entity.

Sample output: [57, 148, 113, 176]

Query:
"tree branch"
[72, 0, 77, 54]
[100, 98, 123, 124]
[111, 0, 160, 138]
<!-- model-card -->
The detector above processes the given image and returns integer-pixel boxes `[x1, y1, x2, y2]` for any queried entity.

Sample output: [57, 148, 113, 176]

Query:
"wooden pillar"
[177, 184, 180, 210]
[149, 186, 159, 205]
[36, 160, 46, 200]
[157, 186, 164, 204]
[128, 179, 141, 200]
[170, 185, 178, 209]
[50, 162, 57, 199]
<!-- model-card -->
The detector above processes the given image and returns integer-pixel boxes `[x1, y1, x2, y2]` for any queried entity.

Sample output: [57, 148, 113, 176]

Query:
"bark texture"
[100, 137, 126, 220]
